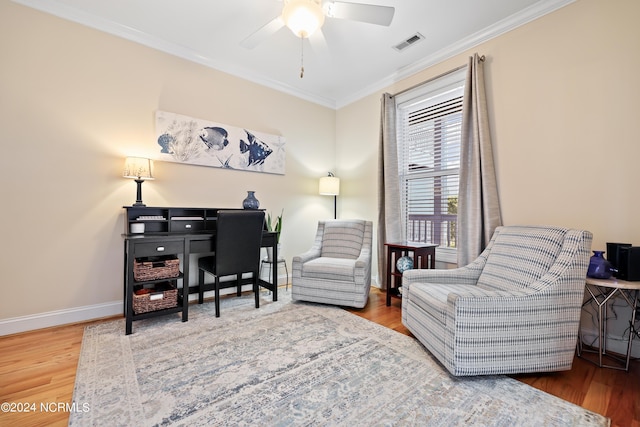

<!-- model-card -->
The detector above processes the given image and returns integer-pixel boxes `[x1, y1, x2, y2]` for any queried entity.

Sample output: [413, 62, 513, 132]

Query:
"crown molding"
[13, 0, 574, 110]
[335, 0, 575, 108]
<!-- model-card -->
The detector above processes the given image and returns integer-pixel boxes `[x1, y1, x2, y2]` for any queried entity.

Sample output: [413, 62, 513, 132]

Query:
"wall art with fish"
[154, 110, 285, 175]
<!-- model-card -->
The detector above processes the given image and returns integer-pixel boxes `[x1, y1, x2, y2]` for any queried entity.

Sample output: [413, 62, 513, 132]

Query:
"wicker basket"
[133, 282, 178, 314]
[133, 255, 180, 281]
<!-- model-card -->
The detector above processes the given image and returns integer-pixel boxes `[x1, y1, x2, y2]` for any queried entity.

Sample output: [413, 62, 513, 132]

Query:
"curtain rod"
[391, 55, 485, 98]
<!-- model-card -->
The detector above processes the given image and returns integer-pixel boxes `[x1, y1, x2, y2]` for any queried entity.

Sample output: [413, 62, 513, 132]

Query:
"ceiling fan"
[240, 0, 395, 50]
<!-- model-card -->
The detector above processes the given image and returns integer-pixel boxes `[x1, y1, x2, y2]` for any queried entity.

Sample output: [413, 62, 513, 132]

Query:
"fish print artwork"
[154, 110, 285, 175]
[200, 127, 229, 151]
[240, 131, 273, 166]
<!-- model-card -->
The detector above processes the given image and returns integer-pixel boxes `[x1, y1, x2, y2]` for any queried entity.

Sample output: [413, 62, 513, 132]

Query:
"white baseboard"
[2, 272, 376, 336]
[0, 276, 291, 337]
[0, 301, 123, 336]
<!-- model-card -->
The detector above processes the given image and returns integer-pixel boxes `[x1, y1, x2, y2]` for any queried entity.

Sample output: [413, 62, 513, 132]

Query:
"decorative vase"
[396, 256, 414, 273]
[587, 251, 613, 279]
[242, 191, 260, 209]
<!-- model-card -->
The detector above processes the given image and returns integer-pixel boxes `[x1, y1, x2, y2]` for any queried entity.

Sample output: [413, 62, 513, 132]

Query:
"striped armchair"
[292, 219, 373, 308]
[402, 225, 592, 376]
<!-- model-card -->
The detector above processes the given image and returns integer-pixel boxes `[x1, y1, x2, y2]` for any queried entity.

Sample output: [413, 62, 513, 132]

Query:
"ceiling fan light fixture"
[282, 0, 325, 38]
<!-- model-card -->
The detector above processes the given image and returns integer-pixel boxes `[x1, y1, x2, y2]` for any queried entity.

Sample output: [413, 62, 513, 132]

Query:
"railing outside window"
[407, 214, 457, 248]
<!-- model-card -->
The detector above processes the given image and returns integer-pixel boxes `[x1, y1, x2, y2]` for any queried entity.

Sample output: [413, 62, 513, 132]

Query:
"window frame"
[395, 69, 466, 264]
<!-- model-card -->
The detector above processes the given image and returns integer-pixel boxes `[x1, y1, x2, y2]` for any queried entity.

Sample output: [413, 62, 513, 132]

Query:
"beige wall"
[335, 0, 640, 356]
[337, 0, 640, 255]
[0, 2, 336, 327]
[2, 0, 639, 333]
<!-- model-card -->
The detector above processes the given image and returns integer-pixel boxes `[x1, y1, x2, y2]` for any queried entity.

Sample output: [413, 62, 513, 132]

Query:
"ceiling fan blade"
[240, 16, 285, 49]
[325, 1, 395, 26]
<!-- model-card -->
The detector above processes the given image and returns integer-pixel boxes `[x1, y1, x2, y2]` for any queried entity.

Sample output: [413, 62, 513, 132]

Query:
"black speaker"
[617, 246, 640, 281]
[606, 242, 632, 272]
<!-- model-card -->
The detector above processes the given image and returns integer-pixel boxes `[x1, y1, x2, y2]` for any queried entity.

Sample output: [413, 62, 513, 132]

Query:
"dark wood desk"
[384, 242, 437, 306]
[122, 206, 278, 335]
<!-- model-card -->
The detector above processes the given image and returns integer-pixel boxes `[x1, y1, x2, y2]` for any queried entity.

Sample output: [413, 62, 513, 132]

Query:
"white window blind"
[396, 70, 465, 262]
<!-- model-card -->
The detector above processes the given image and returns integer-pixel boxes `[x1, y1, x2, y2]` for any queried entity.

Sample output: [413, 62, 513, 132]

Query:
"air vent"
[393, 32, 424, 52]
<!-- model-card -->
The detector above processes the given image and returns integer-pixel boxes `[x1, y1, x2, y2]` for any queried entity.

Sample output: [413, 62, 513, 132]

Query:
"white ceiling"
[14, 0, 573, 108]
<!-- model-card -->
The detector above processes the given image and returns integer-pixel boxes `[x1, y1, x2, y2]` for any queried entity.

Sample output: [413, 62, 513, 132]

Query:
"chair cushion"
[320, 220, 365, 259]
[301, 257, 356, 281]
[477, 226, 566, 292]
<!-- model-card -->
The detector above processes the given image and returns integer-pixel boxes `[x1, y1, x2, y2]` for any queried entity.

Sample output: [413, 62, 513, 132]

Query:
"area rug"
[70, 291, 609, 426]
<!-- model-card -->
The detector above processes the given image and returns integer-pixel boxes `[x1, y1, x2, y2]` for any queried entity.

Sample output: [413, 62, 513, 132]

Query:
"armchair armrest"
[292, 248, 321, 278]
[292, 248, 321, 265]
[354, 246, 371, 268]
[292, 224, 325, 275]
[353, 246, 372, 286]
[402, 253, 486, 292]
[402, 235, 496, 291]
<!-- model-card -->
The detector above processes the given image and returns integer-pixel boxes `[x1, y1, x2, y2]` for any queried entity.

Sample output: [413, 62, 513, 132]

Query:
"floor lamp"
[319, 172, 340, 219]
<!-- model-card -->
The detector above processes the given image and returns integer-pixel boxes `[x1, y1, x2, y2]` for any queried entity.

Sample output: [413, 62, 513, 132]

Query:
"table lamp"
[319, 172, 340, 219]
[123, 157, 154, 207]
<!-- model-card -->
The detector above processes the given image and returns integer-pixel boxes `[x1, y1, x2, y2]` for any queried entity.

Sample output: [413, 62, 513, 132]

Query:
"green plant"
[267, 209, 283, 243]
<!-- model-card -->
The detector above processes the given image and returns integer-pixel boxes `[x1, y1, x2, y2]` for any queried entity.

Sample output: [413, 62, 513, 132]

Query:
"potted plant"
[266, 209, 283, 261]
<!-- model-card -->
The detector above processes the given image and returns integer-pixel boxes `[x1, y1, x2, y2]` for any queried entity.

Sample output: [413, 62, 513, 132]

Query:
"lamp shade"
[123, 157, 154, 180]
[319, 175, 340, 196]
[282, 0, 325, 38]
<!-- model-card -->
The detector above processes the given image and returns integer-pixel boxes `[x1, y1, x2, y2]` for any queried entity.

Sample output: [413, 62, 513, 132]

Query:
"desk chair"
[198, 210, 265, 317]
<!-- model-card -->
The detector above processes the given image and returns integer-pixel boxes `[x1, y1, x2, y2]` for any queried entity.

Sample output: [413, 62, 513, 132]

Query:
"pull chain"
[300, 37, 305, 78]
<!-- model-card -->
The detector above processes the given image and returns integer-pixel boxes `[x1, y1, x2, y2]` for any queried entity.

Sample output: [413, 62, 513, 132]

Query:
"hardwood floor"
[1, 287, 638, 426]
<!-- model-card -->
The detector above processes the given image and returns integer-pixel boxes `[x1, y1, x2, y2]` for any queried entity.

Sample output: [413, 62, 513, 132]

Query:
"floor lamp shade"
[319, 176, 340, 196]
[123, 157, 154, 207]
[319, 173, 340, 219]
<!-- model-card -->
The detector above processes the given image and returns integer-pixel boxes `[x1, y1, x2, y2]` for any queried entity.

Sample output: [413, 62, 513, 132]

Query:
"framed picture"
[155, 110, 285, 175]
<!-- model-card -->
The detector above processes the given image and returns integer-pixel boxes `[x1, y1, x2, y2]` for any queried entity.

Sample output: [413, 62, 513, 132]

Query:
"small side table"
[260, 258, 289, 291]
[385, 242, 437, 306]
[578, 277, 640, 371]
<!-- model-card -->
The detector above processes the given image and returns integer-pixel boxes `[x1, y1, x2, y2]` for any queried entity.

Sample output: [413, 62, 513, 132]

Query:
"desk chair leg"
[214, 277, 221, 318]
[254, 272, 260, 309]
[198, 269, 205, 304]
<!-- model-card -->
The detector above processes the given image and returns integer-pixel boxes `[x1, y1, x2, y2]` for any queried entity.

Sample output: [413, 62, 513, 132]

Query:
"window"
[396, 69, 466, 263]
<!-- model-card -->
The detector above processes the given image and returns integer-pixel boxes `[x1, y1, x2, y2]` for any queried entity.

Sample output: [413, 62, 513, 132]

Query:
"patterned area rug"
[70, 291, 609, 426]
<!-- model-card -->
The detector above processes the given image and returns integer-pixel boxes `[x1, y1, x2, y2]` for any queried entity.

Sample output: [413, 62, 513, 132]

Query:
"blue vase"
[396, 256, 414, 273]
[242, 191, 260, 209]
[587, 251, 613, 279]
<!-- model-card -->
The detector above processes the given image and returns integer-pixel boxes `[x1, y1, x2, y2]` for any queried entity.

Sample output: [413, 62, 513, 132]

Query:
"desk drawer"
[170, 220, 204, 232]
[134, 241, 183, 257]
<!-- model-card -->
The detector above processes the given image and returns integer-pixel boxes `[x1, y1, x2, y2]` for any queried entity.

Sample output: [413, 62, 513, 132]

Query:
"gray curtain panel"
[457, 53, 502, 266]
[377, 93, 402, 289]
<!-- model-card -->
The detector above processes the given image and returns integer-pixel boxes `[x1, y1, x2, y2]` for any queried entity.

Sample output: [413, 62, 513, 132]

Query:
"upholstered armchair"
[402, 225, 592, 376]
[292, 219, 373, 308]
